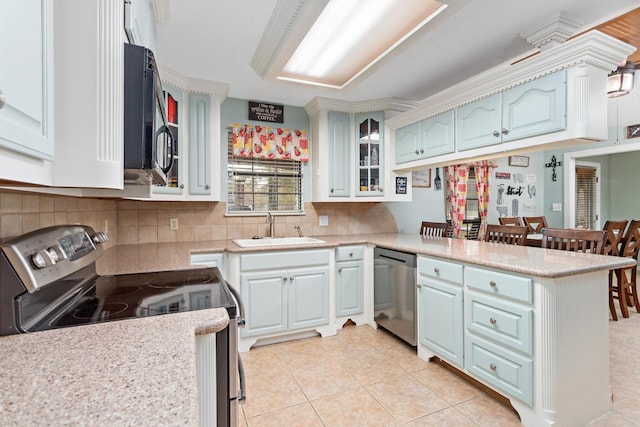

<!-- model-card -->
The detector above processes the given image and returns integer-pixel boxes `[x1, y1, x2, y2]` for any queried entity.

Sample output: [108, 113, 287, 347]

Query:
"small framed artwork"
[396, 177, 408, 194]
[627, 124, 640, 139]
[508, 155, 529, 167]
[412, 169, 431, 188]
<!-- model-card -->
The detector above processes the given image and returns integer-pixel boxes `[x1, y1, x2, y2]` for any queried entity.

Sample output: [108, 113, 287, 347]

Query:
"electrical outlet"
[552, 203, 562, 212]
[170, 218, 179, 230]
[319, 215, 329, 226]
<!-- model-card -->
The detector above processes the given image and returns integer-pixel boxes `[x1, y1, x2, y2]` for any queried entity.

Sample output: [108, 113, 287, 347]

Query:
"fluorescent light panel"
[278, 0, 447, 89]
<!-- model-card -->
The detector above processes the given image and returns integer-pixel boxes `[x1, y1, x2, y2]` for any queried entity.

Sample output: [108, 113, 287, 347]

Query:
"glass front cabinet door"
[356, 112, 384, 196]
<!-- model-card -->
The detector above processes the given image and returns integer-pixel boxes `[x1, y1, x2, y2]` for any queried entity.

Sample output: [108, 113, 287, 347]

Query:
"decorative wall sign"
[527, 184, 537, 198]
[508, 155, 530, 167]
[396, 177, 407, 194]
[412, 169, 431, 188]
[248, 101, 284, 123]
[495, 172, 511, 180]
[512, 173, 524, 183]
[526, 174, 536, 183]
[627, 123, 640, 139]
[545, 155, 563, 182]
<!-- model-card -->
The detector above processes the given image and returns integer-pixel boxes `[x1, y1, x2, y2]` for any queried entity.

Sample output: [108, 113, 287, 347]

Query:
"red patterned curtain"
[473, 160, 496, 240]
[231, 124, 309, 162]
[446, 164, 468, 238]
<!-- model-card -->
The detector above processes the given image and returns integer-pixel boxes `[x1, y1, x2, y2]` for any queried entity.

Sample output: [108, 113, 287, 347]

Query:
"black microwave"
[123, 43, 174, 185]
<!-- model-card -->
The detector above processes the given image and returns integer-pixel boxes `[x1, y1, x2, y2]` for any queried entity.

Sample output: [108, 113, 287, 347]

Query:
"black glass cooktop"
[30, 267, 235, 332]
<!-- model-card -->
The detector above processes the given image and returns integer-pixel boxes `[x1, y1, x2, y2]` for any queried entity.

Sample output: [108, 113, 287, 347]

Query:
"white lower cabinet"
[191, 252, 224, 276]
[238, 250, 330, 340]
[335, 246, 364, 317]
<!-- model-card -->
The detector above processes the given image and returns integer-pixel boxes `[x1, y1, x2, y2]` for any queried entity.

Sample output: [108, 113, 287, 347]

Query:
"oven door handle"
[237, 353, 246, 402]
[225, 281, 245, 328]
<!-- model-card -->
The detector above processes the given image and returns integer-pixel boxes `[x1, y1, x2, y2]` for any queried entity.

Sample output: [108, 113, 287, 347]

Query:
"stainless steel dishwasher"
[373, 247, 417, 346]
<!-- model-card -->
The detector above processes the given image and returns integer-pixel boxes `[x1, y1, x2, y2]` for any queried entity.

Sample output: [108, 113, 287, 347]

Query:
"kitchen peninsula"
[0, 234, 633, 426]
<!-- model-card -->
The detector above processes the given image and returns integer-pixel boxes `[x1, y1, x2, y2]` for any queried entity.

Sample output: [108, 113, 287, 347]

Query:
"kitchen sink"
[232, 237, 326, 248]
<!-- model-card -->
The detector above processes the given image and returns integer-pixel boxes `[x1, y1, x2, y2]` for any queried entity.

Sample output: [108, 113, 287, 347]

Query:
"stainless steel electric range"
[0, 224, 245, 426]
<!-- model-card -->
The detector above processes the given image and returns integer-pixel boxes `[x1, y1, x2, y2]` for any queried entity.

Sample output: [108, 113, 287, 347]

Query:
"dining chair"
[483, 224, 528, 245]
[420, 221, 449, 237]
[611, 220, 640, 319]
[499, 217, 523, 226]
[540, 227, 606, 254]
[602, 220, 629, 320]
[465, 220, 481, 240]
[523, 216, 548, 234]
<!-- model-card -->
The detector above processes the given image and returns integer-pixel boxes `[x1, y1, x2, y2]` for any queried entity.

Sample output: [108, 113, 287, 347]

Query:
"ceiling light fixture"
[278, 0, 447, 89]
[607, 61, 636, 98]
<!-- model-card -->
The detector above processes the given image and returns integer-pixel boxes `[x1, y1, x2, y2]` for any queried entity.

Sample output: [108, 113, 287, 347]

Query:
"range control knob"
[47, 245, 67, 263]
[92, 231, 109, 244]
[31, 250, 54, 269]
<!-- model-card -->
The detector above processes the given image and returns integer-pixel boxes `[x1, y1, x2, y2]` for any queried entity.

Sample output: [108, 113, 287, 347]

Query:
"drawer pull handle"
[434, 267, 440, 273]
[490, 363, 497, 371]
[490, 317, 497, 325]
[489, 281, 497, 288]
[349, 252, 353, 257]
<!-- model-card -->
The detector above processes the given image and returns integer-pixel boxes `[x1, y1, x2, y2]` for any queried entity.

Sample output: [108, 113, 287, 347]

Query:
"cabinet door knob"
[205, 184, 211, 189]
[330, 188, 334, 193]
[492, 130, 500, 137]
[179, 184, 184, 189]
[489, 317, 497, 325]
[349, 252, 353, 257]
[0, 90, 5, 109]
[282, 277, 288, 282]
[338, 267, 342, 273]
[489, 280, 497, 288]
[433, 267, 440, 273]
[417, 283, 422, 288]
[379, 187, 383, 191]
[289, 276, 294, 282]
[415, 149, 420, 155]
[490, 363, 497, 371]
[419, 148, 424, 154]
[501, 128, 509, 135]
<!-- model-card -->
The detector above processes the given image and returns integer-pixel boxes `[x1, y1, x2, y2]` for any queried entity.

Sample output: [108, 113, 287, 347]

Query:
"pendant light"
[607, 61, 636, 98]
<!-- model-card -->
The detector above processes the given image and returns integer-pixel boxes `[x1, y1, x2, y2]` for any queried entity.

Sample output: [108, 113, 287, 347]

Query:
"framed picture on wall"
[508, 155, 530, 167]
[412, 169, 431, 188]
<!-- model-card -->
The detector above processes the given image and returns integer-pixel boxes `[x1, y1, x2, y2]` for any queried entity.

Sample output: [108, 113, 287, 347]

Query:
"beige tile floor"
[238, 311, 640, 426]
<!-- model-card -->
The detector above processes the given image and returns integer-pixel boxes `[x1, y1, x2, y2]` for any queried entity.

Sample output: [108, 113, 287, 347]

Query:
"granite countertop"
[0, 308, 229, 426]
[97, 233, 635, 279]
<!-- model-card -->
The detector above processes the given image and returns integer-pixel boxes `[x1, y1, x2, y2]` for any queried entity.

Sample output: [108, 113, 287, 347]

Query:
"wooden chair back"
[499, 217, 523, 226]
[420, 221, 449, 237]
[619, 220, 640, 260]
[602, 220, 628, 256]
[483, 224, 528, 245]
[523, 216, 548, 234]
[541, 228, 606, 254]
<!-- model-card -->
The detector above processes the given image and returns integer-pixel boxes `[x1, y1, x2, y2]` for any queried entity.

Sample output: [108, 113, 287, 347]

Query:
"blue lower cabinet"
[336, 260, 364, 317]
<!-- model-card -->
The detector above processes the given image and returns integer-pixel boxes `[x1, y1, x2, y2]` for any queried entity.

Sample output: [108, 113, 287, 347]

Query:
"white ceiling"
[155, 0, 640, 109]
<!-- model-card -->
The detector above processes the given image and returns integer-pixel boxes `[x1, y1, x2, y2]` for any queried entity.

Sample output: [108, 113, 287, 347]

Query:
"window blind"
[227, 133, 303, 214]
[576, 166, 597, 229]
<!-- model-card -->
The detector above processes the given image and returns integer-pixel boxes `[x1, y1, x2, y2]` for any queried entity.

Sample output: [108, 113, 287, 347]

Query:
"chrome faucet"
[266, 212, 275, 238]
[294, 225, 303, 237]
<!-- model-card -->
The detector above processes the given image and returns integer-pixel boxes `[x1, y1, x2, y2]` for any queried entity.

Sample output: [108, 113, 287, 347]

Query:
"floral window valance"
[231, 124, 309, 162]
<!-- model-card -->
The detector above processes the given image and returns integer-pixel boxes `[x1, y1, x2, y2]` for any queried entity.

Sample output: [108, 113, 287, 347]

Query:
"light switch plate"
[319, 215, 329, 226]
[552, 203, 562, 212]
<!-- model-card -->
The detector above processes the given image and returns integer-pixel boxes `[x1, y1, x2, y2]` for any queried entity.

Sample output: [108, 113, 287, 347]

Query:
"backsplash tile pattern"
[0, 190, 398, 244]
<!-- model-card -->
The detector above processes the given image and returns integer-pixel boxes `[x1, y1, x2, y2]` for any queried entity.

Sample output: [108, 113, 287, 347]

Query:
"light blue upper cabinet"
[328, 111, 350, 197]
[0, 0, 54, 160]
[456, 94, 502, 151]
[457, 71, 566, 151]
[189, 93, 212, 195]
[421, 111, 455, 157]
[395, 122, 421, 164]
[502, 71, 566, 142]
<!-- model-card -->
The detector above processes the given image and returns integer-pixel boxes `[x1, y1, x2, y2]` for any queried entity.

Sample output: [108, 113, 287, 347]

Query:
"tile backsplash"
[0, 190, 398, 244]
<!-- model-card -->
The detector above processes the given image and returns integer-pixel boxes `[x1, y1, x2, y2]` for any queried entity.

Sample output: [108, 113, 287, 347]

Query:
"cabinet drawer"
[336, 245, 364, 261]
[465, 266, 532, 304]
[466, 290, 533, 355]
[418, 256, 463, 284]
[240, 250, 330, 272]
[465, 333, 533, 406]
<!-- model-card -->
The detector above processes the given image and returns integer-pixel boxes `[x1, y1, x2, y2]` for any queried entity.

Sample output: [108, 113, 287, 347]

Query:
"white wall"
[386, 168, 447, 233]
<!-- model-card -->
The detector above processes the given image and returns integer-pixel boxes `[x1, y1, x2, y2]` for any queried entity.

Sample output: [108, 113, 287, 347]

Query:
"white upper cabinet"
[0, 0, 54, 185]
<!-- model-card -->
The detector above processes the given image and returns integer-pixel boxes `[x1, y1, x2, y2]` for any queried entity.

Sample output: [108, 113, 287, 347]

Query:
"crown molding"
[304, 97, 419, 116]
[386, 30, 636, 129]
[158, 63, 229, 99]
[520, 12, 583, 51]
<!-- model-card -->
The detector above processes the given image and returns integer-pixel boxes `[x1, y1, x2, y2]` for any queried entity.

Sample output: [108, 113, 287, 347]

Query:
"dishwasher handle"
[374, 247, 417, 267]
